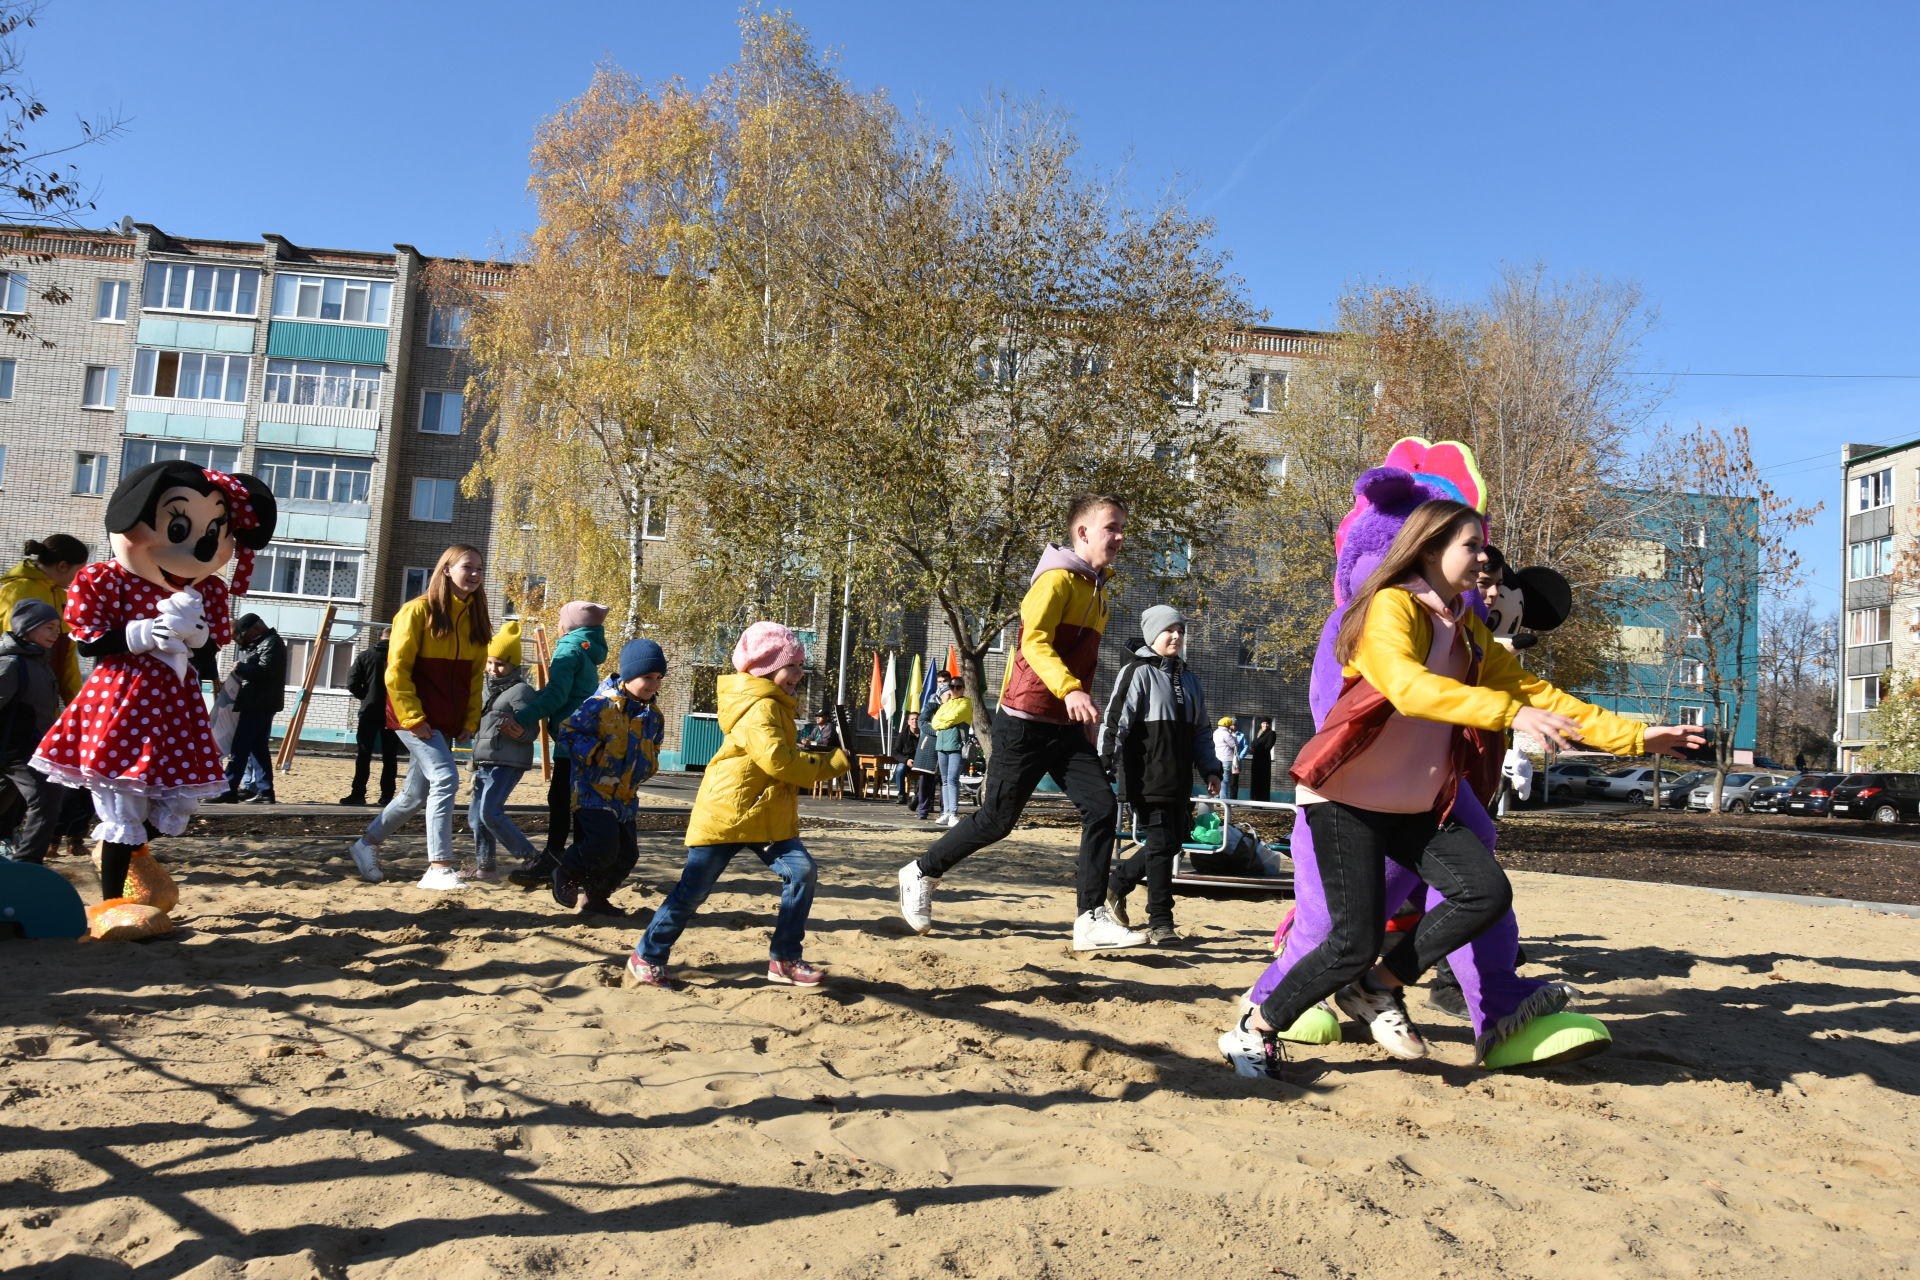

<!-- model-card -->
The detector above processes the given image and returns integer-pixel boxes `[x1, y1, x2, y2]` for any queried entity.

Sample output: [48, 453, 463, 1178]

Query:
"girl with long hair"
[348, 545, 492, 890]
[1220, 500, 1702, 1080]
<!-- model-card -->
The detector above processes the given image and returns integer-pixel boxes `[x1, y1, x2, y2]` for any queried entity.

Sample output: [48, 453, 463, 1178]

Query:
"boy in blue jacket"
[507, 601, 609, 889]
[551, 637, 666, 916]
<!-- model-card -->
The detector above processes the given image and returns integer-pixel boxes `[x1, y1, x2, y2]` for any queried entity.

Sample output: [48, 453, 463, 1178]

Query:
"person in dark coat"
[1248, 717, 1276, 802]
[0, 599, 68, 862]
[341, 635, 398, 806]
[897, 710, 934, 818]
[213, 613, 287, 804]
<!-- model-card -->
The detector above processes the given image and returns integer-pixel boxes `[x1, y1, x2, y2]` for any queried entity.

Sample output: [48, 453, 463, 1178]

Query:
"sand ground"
[2, 777, 1917, 1278]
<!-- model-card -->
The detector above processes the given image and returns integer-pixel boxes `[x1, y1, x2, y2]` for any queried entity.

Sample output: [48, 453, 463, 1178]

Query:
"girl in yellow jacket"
[347, 545, 491, 891]
[0, 535, 90, 703]
[1220, 500, 1704, 1080]
[626, 622, 850, 990]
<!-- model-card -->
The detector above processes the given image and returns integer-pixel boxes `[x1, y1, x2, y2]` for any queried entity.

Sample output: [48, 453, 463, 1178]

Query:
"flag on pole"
[918, 650, 940, 712]
[905, 653, 923, 724]
[881, 652, 898, 721]
[865, 651, 884, 719]
[945, 645, 960, 679]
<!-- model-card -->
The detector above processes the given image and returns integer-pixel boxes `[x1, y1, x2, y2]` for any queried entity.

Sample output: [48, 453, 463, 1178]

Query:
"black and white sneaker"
[1335, 979, 1428, 1060]
[1218, 1009, 1286, 1081]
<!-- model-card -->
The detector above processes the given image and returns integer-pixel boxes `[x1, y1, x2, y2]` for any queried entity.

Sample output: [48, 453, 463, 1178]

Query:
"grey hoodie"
[0, 631, 60, 762]
[470, 666, 540, 770]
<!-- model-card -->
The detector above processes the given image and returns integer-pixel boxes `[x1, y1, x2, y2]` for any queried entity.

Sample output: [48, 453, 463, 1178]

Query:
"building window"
[503, 574, 547, 619]
[0, 271, 25, 312]
[143, 262, 260, 317]
[73, 452, 109, 495]
[643, 495, 668, 540]
[1685, 616, 1703, 640]
[1237, 640, 1277, 670]
[133, 350, 248, 403]
[81, 366, 119, 409]
[1069, 350, 1107, 378]
[410, 477, 455, 523]
[1849, 606, 1892, 647]
[1849, 536, 1894, 580]
[1683, 522, 1707, 548]
[976, 348, 1018, 387]
[1856, 467, 1895, 512]
[1264, 455, 1289, 487]
[427, 305, 469, 348]
[95, 279, 129, 322]
[1677, 705, 1707, 726]
[254, 544, 363, 600]
[419, 390, 463, 435]
[263, 358, 381, 410]
[0, 358, 13, 399]
[282, 638, 356, 691]
[122, 439, 240, 474]
[402, 566, 430, 600]
[1848, 674, 1883, 712]
[0, 444, 7, 486]
[1247, 369, 1287, 412]
[1169, 364, 1199, 406]
[256, 449, 372, 505]
[271, 273, 391, 326]
[1681, 659, 1707, 686]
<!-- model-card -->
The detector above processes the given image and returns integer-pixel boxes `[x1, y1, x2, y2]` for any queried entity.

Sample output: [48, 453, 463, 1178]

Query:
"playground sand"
[3, 823, 1916, 1278]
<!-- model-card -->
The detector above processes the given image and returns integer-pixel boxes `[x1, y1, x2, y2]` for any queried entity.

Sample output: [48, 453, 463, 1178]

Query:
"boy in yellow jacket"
[626, 622, 850, 990]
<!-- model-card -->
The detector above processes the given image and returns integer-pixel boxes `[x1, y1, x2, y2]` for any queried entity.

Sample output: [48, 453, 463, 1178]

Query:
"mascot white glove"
[160, 587, 210, 650]
[124, 616, 175, 654]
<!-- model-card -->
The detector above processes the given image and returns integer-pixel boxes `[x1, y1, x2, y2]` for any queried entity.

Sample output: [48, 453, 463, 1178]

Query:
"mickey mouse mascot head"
[31, 461, 276, 934]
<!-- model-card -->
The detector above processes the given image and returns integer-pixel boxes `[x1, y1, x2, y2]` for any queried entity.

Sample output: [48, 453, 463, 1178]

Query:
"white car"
[1687, 772, 1790, 814]
[1585, 766, 1683, 804]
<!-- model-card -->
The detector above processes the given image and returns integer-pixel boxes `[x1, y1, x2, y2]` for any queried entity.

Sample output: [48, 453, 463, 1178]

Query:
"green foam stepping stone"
[0, 860, 87, 939]
[1277, 1003, 1342, 1045]
[1481, 1011, 1611, 1071]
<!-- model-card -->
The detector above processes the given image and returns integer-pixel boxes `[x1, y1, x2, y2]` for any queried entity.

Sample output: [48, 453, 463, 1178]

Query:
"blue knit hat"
[619, 637, 666, 680]
[9, 598, 58, 636]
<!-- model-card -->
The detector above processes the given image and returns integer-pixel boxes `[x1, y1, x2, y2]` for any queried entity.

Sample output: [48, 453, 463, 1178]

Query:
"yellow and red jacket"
[385, 595, 485, 737]
[999, 544, 1110, 723]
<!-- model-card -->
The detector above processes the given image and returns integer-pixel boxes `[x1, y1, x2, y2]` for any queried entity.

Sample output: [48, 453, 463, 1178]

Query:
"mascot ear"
[1514, 567, 1572, 632]
[1353, 466, 1419, 509]
[104, 461, 196, 535]
[230, 473, 278, 549]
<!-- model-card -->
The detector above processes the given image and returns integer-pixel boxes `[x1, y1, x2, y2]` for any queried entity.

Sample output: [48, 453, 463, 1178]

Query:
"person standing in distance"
[897, 494, 1145, 950]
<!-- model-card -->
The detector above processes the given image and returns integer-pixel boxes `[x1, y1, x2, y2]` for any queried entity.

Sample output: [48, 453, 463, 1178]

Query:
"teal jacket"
[513, 624, 608, 758]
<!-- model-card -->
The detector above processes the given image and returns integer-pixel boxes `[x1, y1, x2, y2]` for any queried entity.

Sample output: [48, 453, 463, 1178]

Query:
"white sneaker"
[1335, 979, 1428, 1059]
[939, 812, 958, 827]
[897, 861, 937, 934]
[416, 863, 465, 892]
[349, 838, 384, 883]
[1072, 906, 1148, 951]
[1218, 1009, 1286, 1080]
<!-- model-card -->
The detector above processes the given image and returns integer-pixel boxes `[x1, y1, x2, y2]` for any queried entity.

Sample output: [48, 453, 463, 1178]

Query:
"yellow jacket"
[1349, 587, 1645, 755]
[385, 595, 486, 736]
[929, 696, 972, 732]
[0, 560, 80, 701]
[686, 673, 850, 846]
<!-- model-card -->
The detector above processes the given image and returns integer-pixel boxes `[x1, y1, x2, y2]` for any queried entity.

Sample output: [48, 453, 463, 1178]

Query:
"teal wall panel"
[136, 317, 254, 353]
[256, 421, 379, 454]
[125, 410, 245, 443]
[265, 321, 389, 365]
[277, 513, 369, 546]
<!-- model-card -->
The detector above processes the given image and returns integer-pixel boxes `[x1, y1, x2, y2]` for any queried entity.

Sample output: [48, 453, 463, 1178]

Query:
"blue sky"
[27, 1, 1917, 615]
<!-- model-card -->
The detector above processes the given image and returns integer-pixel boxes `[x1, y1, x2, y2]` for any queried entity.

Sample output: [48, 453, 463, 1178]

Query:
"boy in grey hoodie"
[466, 623, 540, 882]
[0, 599, 68, 864]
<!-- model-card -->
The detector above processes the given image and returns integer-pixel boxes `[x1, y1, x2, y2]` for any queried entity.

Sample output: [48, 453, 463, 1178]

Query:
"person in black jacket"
[213, 614, 287, 804]
[0, 600, 68, 862]
[1096, 604, 1221, 944]
[1247, 718, 1276, 802]
[340, 635, 397, 806]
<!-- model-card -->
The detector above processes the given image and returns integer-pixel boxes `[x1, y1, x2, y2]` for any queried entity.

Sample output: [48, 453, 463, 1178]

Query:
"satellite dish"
[118, 215, 134, 235]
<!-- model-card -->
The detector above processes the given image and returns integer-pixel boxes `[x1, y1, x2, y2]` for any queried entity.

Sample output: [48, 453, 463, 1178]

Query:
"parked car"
[1658, 770, 1714, 809]
[1829, 773, 1920, 824]
[1586, 766, 1684, 804]
[1750, 774, 1820, 814]
[1541, 757, 1615, 801]
[1686, 772, 1790, 814]
[1781, 774, 1847, 817]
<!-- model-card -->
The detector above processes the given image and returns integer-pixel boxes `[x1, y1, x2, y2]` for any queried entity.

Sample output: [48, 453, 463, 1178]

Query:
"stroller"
[1117, 797, 1294, 894]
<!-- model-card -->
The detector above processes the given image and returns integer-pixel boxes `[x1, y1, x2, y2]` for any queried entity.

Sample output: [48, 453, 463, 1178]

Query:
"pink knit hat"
[732, 621, 806, 677]
[557, 600, 609, 633]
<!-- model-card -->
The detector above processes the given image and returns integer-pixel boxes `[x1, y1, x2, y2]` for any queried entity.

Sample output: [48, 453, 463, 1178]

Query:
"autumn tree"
[1863, 664, 1920, 772]
[1758, 598, 1837, 768]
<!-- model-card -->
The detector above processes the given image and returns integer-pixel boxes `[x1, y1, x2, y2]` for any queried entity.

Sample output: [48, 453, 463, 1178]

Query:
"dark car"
[1781, 774, 1847, 817]
[1658, 770, 1713, 810]
[1750, 774, 1819, 814]
[1829, 773, 1920, 824]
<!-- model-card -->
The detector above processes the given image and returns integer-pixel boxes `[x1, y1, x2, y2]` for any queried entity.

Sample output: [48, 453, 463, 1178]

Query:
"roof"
[1847, 438, 1920, 468]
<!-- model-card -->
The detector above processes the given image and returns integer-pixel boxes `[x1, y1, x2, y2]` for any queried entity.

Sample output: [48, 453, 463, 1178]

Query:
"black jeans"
[915, 710, 1117, 915]
[1112, 799, 1187, 929]
[541, 757, 573, 861]
[0, 757, 61, 862]
[226, 708, 275, 795]
[561, 806, 638, 900]
[1255, 800, 1512, 1033]
[908, 771, 935, 817]
[349, 705, 399, 803]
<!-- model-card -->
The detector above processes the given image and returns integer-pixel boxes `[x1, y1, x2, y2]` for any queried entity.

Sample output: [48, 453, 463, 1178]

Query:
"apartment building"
[1839, 438, 1919, 769]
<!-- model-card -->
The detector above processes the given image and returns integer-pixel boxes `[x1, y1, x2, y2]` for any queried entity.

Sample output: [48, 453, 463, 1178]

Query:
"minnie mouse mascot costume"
[32, 461, 276, 927]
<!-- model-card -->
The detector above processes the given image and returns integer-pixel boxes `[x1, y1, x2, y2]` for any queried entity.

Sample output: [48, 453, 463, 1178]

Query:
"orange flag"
[946, 646, 960, 678]
[866, 651, 884, 718]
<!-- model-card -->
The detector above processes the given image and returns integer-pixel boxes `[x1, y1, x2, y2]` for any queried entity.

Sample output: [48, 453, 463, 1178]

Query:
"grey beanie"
[1140, 604, 1185, 648]
[9, 598, 58, 636]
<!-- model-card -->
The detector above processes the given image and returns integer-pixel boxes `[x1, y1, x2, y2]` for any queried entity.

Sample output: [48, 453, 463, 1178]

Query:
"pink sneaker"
[624, 955, 674, 989]
[458, 867, 502, 884]
[766, 958, 824, 988]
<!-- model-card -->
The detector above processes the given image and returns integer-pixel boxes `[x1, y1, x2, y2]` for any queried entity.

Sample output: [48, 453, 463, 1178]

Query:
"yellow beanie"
[1218, 716, 1234, 727]
[488, 621, 523, 665]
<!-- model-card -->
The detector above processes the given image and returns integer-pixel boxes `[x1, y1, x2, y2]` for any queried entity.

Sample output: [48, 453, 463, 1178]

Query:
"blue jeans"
[938, 749, 964, 815]
[638, 837, 817, 964]
[364, 729, 461, 865]
[468, 765, 534, 870]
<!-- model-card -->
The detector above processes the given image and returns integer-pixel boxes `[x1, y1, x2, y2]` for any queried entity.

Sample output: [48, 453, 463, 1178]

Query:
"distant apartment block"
[1839, 438, 1920, 769]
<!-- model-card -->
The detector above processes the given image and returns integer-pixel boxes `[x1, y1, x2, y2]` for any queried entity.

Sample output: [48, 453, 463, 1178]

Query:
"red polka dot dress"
[33, 561, 233, 798]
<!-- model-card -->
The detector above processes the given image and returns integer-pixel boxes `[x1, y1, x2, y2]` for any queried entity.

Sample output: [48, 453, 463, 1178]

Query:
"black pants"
[561, 806, 638, 900]
[915, 710, 1117, 915]
[0, 758, 61, 863]
[1248, 762, 1272, 803]
[225, 708, 275, 796]
[907, 770, 935, 817]
[1256, 800, 1512, 1033]
[542, 757, 573, 859]
[349, 706, 399, 803]
[1112, 799, 1187, 929]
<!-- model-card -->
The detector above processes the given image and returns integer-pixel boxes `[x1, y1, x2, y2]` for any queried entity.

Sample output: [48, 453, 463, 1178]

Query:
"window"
[81, 366, 119, 409]
[95, 279, 128, 322]
[143, 262, 259, 316]
[1069, 350, 1107, 378]
[263, 358, 381, 410]
[410, 477, 455, 523]
[1685, 616, 1704, 640]
[73, 452, 109, 495]
[1849, 536, 1894, 580]
[1857, 467, 1895, 512]
[1237, 639, 1278, 670]
[976, 348, 1018, 387]
[281, 638, 356, 690]
[1681, 659, 1707, 686]
[1683, 522, 1707, 548]
[0, 271, 25, 312]
[272, 273, 391, 325]
[254, 544, 363, 600]
[255, 449, 372, 505]
[503, 574, 548, 618]
[427, 305, 469, 347]
[0, 444, 7, 486]
[1247, 369, 1287, 412]
[1169, 364, 1199, 406]
[1849, 607, 1892, 647]
[122, 439, 240, 474]
[643, 495, 668, 540]
[642, 583, 665, 612]
[1677, 706, 1706, 727]
[0, 358, 13, 399]
[1264, 455, 1290, 487]
[419, 390, 463, 435]
[1848, 675, 1883, 712]
[402, 566, 430, 600]
[133, 349, 248, 402]
[1336, 376, 1377, 421]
